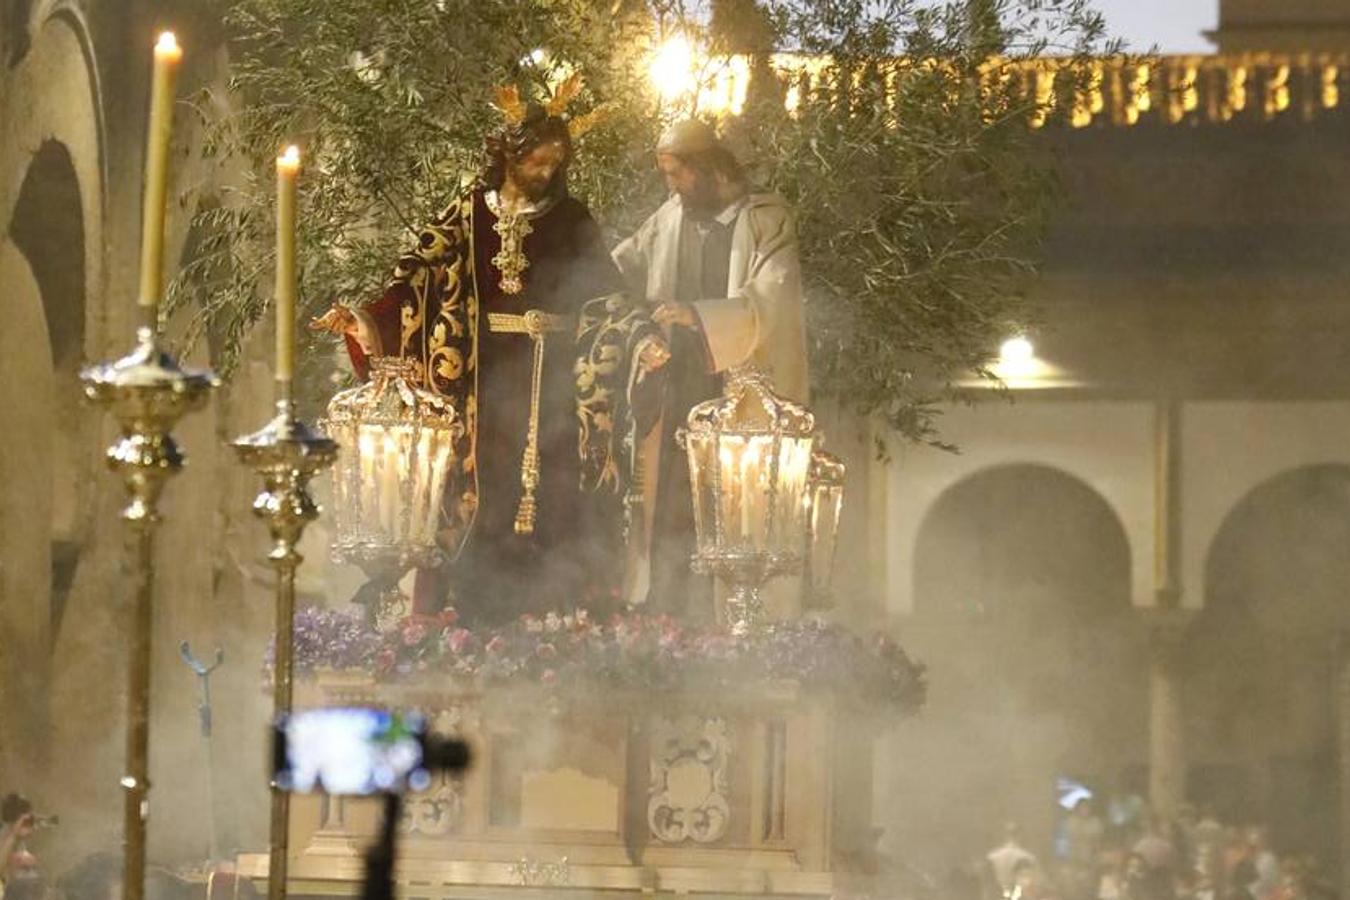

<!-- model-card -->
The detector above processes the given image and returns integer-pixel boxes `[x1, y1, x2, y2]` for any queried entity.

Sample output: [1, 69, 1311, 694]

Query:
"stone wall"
[0, 0, 278, 870]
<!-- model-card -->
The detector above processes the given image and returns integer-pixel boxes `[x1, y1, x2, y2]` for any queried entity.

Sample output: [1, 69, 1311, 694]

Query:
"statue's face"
[657, 152, 719, 215]
[507, 140, 567, 202]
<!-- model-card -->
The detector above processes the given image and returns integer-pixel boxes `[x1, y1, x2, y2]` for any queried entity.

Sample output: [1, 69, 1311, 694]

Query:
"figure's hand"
[638, 337, 672, 373]
[652, 302, 699, 330]
[309, 305, 359, 336]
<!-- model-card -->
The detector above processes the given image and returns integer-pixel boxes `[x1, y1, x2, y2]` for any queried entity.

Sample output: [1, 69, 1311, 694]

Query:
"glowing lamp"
[685, 367, 815, 633]
[324, 357, 462, 601]
[650, 34, 698, 102]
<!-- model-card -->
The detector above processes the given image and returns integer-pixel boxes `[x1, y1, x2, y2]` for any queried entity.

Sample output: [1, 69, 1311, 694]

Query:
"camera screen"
[275, 708, 428, 795]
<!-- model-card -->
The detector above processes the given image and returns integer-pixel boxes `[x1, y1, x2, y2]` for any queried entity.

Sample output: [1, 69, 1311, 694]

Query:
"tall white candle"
[275, 145, 301, 384]
[138, 31, 183, 316]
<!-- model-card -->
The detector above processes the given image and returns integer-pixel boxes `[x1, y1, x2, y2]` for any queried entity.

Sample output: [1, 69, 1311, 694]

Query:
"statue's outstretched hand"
[652, 301, 699, 330]
[309, 304, 359, 336]
[638, 336, 672, 373]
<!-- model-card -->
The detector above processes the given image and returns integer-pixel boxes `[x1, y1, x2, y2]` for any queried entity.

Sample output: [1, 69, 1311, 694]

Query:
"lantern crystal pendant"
[684, 367, 815, 635]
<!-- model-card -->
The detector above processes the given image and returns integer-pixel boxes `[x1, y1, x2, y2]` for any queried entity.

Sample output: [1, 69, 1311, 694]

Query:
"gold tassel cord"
[486, 310, 571, 534]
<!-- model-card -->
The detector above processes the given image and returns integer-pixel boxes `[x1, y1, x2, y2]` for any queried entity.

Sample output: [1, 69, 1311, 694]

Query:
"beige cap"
[657, 119, 720, 156]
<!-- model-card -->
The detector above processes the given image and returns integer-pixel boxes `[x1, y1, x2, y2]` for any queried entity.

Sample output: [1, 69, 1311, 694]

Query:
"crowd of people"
[0, 792, 257, 900]
[979, 802, 1337, 900]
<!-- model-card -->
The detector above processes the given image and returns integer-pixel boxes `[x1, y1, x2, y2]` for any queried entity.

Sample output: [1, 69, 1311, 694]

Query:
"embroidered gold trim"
[486, 193, 534, 295]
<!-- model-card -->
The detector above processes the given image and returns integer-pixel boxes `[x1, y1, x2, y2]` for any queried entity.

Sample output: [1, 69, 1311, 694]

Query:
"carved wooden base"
[236, 675, 877, 897]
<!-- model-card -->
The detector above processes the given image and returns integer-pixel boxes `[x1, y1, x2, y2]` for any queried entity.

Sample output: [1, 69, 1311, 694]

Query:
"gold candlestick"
[238, 154, 336, 900]
[234, 389, 336, 900]
[82, 326, 216, 900]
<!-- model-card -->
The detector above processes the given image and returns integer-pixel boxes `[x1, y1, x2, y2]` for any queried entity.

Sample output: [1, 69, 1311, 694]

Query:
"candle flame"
[155, 32, 182, 58]
[277, 145, 302, 171]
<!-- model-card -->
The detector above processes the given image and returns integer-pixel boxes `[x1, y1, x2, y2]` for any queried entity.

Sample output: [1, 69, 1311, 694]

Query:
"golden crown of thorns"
[493, 74, 614, 139]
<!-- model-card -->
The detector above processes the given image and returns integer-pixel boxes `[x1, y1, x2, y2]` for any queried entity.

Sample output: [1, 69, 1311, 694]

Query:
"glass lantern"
[685, 367, 815, 634]
[803, 447, 846, 610]
[323, 357, 462, 610]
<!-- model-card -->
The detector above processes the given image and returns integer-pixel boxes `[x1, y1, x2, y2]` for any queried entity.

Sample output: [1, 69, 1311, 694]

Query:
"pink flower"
[402, 621, 428, 646]
[536, 642, 557, 660]
[540, 668, 557, 685]
[447, 628, 471, 654]
[485, 635, 505, 654]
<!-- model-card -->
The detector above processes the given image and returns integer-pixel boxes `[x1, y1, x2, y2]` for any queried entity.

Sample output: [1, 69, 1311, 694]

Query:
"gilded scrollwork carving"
[648, 716, 732, 844]
[399, 770, 465, 837]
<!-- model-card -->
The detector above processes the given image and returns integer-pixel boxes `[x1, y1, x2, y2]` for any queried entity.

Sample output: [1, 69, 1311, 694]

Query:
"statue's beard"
[506, 166, 562, 204]
[678, 179, 722, 220]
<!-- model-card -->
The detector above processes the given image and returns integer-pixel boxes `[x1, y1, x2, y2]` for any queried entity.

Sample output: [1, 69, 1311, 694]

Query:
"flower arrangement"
[277, 606, 927, 720]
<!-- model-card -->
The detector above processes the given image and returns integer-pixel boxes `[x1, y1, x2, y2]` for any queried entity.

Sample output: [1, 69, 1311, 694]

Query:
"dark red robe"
[346, 188, 658, 622]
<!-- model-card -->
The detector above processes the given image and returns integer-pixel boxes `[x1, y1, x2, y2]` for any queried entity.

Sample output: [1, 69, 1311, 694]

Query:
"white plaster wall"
[1182, 401, 1350, 608]
[884, 399, 1157, 618]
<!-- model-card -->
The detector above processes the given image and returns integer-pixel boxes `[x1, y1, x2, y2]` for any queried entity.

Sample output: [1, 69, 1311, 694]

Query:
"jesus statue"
[312, 85, 668, 623]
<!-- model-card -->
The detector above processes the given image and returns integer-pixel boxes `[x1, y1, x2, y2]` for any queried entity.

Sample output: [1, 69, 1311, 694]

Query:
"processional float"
[92, 30, 850, 900]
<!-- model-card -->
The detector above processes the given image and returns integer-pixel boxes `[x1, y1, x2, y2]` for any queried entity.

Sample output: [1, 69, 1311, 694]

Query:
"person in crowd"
[1245, 827, 1280, 900]
[0, 795, 36, 886]
[1134, 815, 1179, 874]
[1064, 799, 1107, 899]
[1067, 799, 1107, 867]
[1193, 868, 1220, 900]
[1010, 858, 1055, 900]
[989, 823, 1041, 898]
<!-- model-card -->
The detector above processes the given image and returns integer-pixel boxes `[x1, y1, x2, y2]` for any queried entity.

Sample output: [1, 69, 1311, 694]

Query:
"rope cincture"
[487, 310, 571, 534]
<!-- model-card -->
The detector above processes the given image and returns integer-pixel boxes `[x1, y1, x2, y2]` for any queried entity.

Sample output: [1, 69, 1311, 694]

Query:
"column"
[1146, 399, 1189, 819]
[1144, 608, 1193, 819]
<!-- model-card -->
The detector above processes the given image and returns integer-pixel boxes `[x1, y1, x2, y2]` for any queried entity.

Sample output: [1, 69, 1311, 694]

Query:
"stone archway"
[0, 4, 106, 800]
[0, 134, 87, 788]
[1187, 464, 1350, 864]
[882, 464, 1145, 873]
[7, 138, 87, 634]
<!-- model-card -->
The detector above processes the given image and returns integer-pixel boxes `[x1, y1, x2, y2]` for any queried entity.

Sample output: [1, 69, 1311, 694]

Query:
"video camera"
[273, 708, 470, 900]
[273, 708, 468, 796]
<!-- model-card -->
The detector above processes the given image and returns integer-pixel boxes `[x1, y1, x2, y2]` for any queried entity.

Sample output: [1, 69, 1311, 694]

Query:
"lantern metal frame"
[322, 356, 463, 619]
[685, 367, 815, 634]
